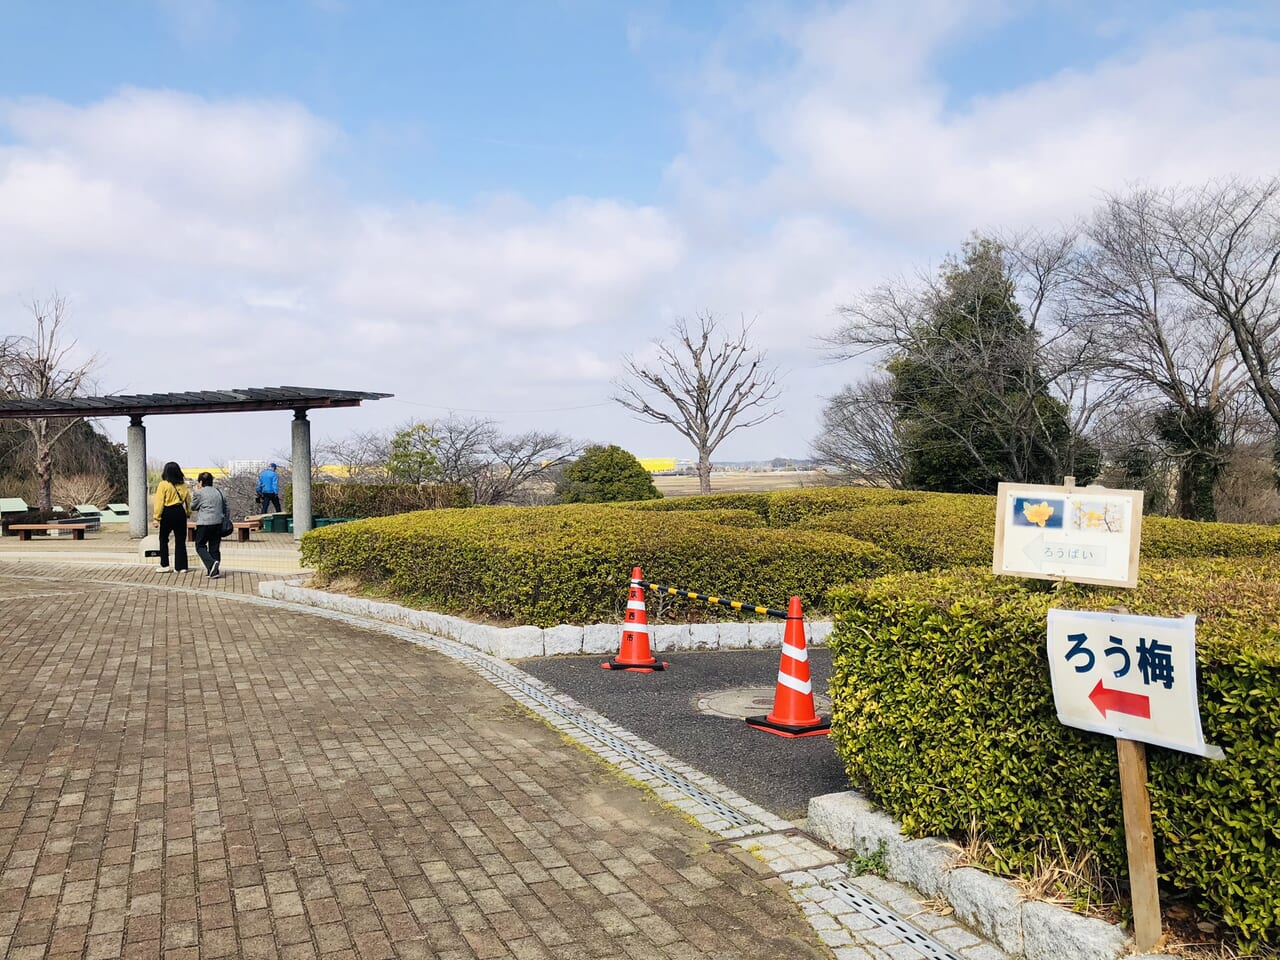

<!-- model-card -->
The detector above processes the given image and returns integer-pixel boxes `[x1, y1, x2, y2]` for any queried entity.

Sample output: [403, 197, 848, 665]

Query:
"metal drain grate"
[825, 879, 963, 960]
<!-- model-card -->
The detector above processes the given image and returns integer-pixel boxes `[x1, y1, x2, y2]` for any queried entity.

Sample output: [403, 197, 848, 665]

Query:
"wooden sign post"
[1046, 607, 1223, 954]
[1116, 737, 1161, 951]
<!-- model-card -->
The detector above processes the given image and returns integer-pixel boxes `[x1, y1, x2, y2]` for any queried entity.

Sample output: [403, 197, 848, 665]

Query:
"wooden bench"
[9, 523, 90, 541]
[186, 520, 260, 543]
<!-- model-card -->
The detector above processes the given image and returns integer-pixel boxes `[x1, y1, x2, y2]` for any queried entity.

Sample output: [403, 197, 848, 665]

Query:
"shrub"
[51, 473, 114, 510]
[827, 558, 1280, 946]
[291, 482, 470, 518]
[655, 508, 765, 529]
[555, 445, 661, 503]
[301, 503, 895, 626]
[797, 495, 1280, 572]
[613, 492, 773, 518]
[798, 498, 997, 570]
[1141, 515, 1280, 559]
[765, 486, 938, 527]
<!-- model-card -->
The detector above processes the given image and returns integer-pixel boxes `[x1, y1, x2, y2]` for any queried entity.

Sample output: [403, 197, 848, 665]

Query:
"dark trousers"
[260, 492, 282, 513]
[194, 525, 224, 573]
[158, 504, 189, 570]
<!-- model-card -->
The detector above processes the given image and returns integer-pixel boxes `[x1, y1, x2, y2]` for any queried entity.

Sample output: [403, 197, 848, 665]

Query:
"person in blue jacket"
[256, 462, 282, 514]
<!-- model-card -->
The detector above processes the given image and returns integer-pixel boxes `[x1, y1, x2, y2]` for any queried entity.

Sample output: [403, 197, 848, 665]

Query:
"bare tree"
[1150, 177, 1280, 434]
[614, 313, 780, 494]
[1064, 191, 1252, 519]
[432, 415, 578, 506]
[0, 297, 98, 510]
[811, 373, 908, 487]
[315, 429, 393, 482]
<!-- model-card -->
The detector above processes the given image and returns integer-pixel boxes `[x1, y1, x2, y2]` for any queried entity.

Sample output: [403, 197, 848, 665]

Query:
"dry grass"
[951, 822, 1122, 923]
[652, 470, 832, 497]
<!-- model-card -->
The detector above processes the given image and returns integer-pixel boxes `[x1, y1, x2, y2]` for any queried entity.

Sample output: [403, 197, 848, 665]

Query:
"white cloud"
[735, 6, 1280, 236]
[4, 4, 1280, 464]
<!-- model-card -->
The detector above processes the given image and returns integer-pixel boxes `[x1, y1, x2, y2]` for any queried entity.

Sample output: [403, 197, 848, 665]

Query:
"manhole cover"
[695, 686, 831, 719]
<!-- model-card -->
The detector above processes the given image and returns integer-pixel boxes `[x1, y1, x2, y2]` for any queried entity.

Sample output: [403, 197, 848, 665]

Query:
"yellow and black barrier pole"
[637, 581, 788, 620]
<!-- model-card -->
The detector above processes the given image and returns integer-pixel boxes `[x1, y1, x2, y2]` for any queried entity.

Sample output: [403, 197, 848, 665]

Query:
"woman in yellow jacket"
[153, 461, 192, 572]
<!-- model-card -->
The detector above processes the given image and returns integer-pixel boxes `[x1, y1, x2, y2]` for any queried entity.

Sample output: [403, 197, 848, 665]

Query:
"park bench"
[186, 519, 260, 543]
[8, 523, 90, 541]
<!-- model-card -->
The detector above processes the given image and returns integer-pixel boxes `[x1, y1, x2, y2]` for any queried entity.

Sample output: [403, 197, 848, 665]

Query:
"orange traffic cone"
[746, 596, 829, 737]
[602, 567, 668, 672]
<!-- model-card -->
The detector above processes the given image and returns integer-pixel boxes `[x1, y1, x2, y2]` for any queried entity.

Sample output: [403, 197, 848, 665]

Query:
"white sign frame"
[1047, 608, 1223, 758]
[994, 481, 1143, 588]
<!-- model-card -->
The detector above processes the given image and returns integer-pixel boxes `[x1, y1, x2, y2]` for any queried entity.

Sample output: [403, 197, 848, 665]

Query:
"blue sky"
[1, 1, 1278, 464]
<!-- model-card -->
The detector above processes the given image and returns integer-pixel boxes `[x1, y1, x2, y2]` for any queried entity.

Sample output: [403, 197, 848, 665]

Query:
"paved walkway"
[0, 561, 1015, 960]
[0, 563, 830, 960]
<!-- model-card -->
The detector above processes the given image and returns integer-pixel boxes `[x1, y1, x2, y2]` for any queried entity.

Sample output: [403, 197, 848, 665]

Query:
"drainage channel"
[825, 878, 964, 960]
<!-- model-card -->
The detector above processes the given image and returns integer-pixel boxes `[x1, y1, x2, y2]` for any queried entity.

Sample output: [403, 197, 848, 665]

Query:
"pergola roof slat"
[0, 386, 392, 419]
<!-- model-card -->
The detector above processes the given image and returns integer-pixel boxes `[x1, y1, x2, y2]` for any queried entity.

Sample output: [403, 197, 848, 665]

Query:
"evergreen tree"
[889, 238, 1088, 493]
[555, 445, 661, 503]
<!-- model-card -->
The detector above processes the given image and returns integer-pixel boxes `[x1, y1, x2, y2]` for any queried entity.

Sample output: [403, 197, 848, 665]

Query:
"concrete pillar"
[127, 416, 148, 539]
[291, 410, 312, 539]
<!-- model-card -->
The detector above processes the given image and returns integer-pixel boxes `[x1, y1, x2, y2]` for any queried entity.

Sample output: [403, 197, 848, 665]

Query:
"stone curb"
[808, 791, 1174, 960]
[257, 579, 834, 656]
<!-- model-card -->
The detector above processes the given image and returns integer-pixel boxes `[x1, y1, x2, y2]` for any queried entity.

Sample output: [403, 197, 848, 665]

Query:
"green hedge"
[796, 494, 1280, 572]
[827, 558, 1280, 945]
[287, 482, 471, 518]
[614, 492, 773, 518]
[764, 486, 937, 527]
[301, 504, 895, 625]
[646, 508, 766, 529]
[798, 499, 997, 570]
[1141, 515, 1280, 559]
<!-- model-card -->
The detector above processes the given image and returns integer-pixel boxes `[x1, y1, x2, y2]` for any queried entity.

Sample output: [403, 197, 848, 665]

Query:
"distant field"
[652, 471, 832, 497]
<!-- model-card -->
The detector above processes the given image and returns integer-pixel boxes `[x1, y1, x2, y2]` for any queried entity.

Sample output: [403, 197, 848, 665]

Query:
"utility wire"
[390, 397, 615, 415]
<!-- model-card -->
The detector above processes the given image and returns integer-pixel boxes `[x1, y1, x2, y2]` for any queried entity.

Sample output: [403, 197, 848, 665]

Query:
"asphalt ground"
[516, 647, 851, 821]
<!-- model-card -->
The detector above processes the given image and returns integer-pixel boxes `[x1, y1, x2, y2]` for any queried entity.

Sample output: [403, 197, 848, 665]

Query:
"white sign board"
[1047, 609, 1222, 758]
[994, 482, 1143, 588]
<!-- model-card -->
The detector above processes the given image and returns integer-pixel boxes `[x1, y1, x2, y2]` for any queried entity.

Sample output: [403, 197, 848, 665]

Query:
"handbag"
[219, 491, 233, 536]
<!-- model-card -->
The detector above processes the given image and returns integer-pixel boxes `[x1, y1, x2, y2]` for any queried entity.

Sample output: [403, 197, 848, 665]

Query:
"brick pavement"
[0, 564, 831, 960]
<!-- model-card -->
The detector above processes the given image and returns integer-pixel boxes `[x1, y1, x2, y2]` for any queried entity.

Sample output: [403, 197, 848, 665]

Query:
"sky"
[2, 0, 1279, 466]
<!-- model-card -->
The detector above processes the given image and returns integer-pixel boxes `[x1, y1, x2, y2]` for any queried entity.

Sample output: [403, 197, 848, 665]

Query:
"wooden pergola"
[0, 386, 391, 538]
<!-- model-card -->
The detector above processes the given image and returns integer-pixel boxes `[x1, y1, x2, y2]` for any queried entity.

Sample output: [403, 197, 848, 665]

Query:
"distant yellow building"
[637, 458, 677, 474]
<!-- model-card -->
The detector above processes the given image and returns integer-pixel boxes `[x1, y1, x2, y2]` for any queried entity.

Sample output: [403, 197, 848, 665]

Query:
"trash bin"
[262, 513, 289, 533]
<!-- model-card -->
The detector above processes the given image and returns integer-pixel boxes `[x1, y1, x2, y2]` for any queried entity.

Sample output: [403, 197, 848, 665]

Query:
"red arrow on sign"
[1089, 679, 1151, 719]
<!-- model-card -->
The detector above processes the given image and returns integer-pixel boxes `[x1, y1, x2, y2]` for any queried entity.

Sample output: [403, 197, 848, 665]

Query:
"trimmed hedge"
[764, 486, 936, 527]
[796, 494, 1280, 572]
[649, 508, 766, 529]
[827, 558, 1280, 945]
[289, 482, 471, 518]
[1141, 515, 1280, 559]
[798, 499, 997, 570]
[614, 492, 773, 518]
[301, 504, 895, 625]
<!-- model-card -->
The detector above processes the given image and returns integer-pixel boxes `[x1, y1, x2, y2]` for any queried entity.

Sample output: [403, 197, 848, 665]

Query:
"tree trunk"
[36, 424, 54, 512]
[1174, 452, 1218, 522]
[697, 456, 712, 495]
